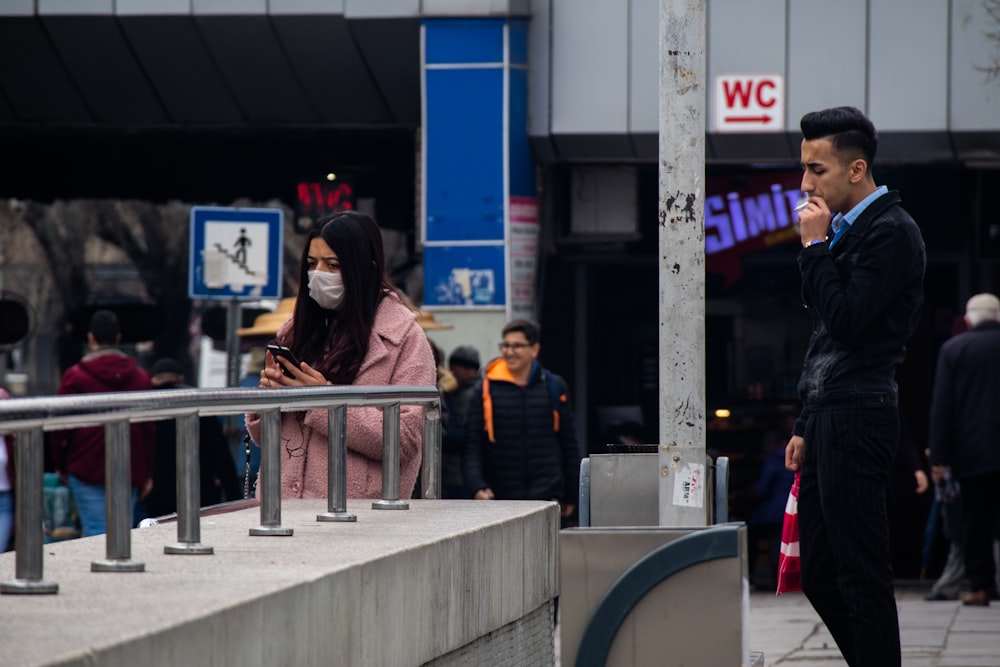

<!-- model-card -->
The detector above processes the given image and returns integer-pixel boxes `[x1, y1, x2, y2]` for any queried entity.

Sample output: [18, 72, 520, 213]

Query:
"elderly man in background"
[929, 293, 1000, 606]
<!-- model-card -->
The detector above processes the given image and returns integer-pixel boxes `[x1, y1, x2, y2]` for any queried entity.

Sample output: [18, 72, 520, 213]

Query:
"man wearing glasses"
[463, 319, 580, 523]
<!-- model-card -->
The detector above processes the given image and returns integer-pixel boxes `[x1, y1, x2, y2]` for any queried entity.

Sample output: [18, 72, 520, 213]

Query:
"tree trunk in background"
[1, 199, 295, 392]
[2, 198, 419, 394]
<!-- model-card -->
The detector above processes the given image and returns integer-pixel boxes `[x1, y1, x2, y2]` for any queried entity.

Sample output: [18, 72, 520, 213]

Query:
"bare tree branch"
[979, 0, 1000, 81]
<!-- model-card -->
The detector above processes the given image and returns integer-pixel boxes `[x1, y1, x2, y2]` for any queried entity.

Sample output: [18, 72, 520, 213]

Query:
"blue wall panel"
[423, 18, 535, 310]
[424, 19, 503, 64]
[509, 66, 534, 198]
[425, 67, 504, 242]
[509, 17, 528, 66]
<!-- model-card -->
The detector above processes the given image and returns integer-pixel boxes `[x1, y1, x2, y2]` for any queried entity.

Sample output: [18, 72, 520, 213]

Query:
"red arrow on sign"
[724, 114, 773, 123]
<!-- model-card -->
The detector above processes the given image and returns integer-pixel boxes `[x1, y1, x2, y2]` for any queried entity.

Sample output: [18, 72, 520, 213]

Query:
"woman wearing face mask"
[246, 211, 436, 499]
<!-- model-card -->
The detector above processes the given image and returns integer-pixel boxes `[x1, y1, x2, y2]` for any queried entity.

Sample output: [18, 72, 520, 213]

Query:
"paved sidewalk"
[748, 583, 1000, 666]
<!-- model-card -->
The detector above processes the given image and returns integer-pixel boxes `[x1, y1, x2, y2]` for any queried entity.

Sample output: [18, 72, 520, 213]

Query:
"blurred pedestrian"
[785, 106, 925, 666]
[929, 293, 1000, 606]
[143, 357, 241, 518]
[464, 320, 580, 525]
[749, 427, 796, 590]
[888, 400, 930, 577]
[236, 298, 297, 492]
[245, 212, 435, 499]
[49, 310, 156, 537]
[0, 387, 14, 551]
[923, 468, 964, 600]
[443, 345, 481, 498]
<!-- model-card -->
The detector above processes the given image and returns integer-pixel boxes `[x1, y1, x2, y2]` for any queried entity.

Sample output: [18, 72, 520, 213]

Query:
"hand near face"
[259, 351, 328, 387]
[797, 196, 831, 245]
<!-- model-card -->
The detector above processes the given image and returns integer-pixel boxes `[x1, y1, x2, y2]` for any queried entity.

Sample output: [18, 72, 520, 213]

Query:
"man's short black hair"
[501, 319, 540, 345]
[800, 106, 878, 167]
[88, 309, 121, 346]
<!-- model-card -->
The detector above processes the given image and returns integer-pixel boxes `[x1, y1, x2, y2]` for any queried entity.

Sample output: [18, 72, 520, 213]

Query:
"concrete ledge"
[0, 500, 559, 667]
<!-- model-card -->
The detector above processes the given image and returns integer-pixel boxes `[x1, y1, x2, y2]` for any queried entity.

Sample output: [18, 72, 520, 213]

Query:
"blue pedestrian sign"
[189, 206, 283, 300]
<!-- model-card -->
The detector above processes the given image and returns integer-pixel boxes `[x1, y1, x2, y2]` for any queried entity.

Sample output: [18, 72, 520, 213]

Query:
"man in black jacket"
[785, 106, 925, 667]
[929, 293, 1000, 607]
[442, 345, 481, 499]
[463, 320, 579, 523]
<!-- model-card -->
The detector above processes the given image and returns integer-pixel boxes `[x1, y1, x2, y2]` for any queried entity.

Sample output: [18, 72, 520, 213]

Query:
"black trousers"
[959, 472, 1000, 592]
[799, 403, 900, 667]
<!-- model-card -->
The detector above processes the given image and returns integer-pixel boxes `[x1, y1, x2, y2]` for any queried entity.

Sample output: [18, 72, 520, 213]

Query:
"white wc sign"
[714, 74, 784, 133]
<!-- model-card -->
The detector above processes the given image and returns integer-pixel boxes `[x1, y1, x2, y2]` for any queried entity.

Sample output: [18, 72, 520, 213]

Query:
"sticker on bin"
[672, 461, 705, 508]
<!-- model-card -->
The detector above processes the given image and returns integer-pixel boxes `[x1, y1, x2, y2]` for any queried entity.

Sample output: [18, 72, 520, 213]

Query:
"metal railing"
[0, 385, 441, 594]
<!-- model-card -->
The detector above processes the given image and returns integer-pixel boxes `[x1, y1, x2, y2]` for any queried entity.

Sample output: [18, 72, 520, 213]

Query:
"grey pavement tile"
[946, 631, 1000, 651]
[787, 647, 845, 660]
[900, 628, 948, 647]
[900, 606, 961, 623]
[802, 633, 839, 651]
[900, 659, 941, 667]
[951, 617, 1000, 632]
[936, 658, 1000, 667]
[902, 648, 946, 657]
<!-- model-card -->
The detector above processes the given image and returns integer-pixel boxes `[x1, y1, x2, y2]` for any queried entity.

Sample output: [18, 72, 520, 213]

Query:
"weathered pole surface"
[658, 0, 707, 526]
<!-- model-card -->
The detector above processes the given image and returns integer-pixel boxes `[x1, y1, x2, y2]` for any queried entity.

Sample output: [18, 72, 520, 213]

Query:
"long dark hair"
[285, 211, 394, 384]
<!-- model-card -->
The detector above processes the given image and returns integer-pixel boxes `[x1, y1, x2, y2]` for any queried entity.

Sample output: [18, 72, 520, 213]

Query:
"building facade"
[2, 1, 999, 571]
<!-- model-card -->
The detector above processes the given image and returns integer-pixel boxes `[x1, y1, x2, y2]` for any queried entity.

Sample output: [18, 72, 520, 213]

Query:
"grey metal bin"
[562, 451, 749, 666]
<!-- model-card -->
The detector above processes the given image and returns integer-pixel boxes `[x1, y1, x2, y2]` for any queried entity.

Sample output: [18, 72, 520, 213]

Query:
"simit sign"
[705, 170, 802, 286]
[714, 74, 784, 132]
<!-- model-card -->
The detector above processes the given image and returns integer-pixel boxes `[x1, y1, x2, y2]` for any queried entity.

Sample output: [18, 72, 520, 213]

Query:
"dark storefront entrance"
[541, 162, 999, 579]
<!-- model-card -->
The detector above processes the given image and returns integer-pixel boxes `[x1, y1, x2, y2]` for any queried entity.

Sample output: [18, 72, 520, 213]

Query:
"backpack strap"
[482, 377, 496, 443]
[543, 370, 567, 434]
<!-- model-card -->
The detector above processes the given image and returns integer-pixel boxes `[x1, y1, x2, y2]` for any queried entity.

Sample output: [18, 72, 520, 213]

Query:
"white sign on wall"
[189, 206, 283, 300]
[714, 74, 784, 133]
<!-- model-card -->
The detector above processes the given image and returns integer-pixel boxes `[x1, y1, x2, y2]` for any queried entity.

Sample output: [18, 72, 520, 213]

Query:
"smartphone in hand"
[266, 344, 301, 378]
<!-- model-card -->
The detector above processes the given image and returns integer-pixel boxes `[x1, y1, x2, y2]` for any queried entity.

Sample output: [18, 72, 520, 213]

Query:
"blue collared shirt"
[829, 185, 888, 248]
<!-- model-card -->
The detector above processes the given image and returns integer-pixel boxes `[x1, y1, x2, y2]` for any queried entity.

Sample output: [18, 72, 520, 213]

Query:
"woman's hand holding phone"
[260, 345, 327, 387]
[266, 344, 300, 378]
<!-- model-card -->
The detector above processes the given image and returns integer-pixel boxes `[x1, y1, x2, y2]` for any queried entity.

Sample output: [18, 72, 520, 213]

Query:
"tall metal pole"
[658, 0, 707, 526]
[225, 298, 241, 389]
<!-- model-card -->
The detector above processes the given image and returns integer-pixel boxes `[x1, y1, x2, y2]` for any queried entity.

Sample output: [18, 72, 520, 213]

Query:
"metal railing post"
[92, 420, 144, 572]
[317, 405, 355, 522]
[165, 413, 213, 554]
[250, 409, 292, 536]
[372, 402, 407, 510]
[713, 456, 730, 524]
[420, 401, 442, 499]
[0, 428, 58, 594]
[0, 384, 439, 594]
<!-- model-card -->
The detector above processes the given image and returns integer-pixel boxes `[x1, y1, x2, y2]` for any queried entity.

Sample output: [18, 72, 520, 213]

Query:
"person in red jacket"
[49, 310, 155, 537]
[0, 386, 14, 551]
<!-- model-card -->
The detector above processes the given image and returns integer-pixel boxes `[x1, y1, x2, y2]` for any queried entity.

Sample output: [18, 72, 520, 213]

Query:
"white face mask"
[308, 270, 345, 310]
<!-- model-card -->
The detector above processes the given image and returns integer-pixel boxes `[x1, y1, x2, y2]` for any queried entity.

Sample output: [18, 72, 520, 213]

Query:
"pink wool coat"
[246, 292, 436, 500]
